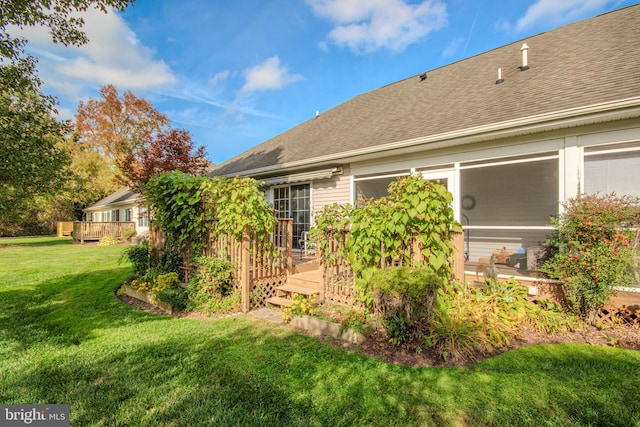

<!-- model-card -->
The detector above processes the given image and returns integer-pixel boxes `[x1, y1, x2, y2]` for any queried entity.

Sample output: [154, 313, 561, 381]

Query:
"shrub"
[122, 229, 137, 242]
[188, 256, 237, 314]
[156, 288, 189, 311]
[367, 266, 444, 348]
[542, 193, 640, 323]
[282, 294, 317, 323]
[98, 235, 120, 246]
[339, 309, 370, 335]
[121, 242, 150, 276]
[426, 279, 576, 362]
[155, 272, 180, 291]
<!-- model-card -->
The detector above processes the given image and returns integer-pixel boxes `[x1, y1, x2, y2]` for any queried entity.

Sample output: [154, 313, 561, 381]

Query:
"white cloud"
[238, 56, 303, 96]
[306, 0, 448, 53]
[9, 6, 176, 90]
[209, 70, 231, 86]
[515, 0, 612, 32]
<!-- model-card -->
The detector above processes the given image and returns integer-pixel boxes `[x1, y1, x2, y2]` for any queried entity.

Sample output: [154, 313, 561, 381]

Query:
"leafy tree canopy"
[119, 128, 209, 190]
[1, 0, 133, 61]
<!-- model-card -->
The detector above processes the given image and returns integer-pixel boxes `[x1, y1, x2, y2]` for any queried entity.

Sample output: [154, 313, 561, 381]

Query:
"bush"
[156, 272, 180, 291]
[156, 288, 189, 311]
[98, 235, 120, 246]
[367, 266, 443, 348]
[122, 229, 137, 242]
[542, 193, 640, 323]
[121, 242, 150, 276]
[426, 279, 576, 362]
[188, 256, 237, 314]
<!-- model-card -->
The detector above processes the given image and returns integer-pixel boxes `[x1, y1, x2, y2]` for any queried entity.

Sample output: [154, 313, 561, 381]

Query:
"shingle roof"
[84, 188, 140, 211]
[212, 5, 640, 177]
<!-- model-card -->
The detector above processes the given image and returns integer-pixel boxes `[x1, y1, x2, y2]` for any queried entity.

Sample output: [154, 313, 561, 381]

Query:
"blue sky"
[12, 0, 638, 164]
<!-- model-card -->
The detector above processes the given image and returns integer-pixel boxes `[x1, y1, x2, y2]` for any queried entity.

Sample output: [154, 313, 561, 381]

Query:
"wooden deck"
[72, 221, 136, 244]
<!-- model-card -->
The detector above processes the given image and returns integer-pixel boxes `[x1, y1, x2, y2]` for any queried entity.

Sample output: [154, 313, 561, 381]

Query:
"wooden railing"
[320, 230, 465, 305]
[201, 218, 294, 311]
[72, 221, 136, 244]
[56, 221, 73, 237]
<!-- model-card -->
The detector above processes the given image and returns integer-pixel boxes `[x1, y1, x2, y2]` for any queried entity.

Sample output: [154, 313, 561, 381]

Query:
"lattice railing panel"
[599, 305, 640, 325]
[251, 275, 287, 309]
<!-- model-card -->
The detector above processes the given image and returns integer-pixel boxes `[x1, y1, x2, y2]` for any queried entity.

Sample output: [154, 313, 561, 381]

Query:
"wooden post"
[240, 231, 251, 313]
[452, 230, 465, 282]
[286, 218, 293, 273]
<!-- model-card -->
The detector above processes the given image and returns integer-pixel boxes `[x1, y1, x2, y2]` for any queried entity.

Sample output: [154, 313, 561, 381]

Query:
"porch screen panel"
[460, 159, 558, 227]
[355, 176, 399, 201]
[584, 151, 640, 197]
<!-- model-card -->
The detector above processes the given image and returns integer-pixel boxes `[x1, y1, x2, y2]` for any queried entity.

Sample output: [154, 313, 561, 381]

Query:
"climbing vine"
[144, 171, 277, 270]
[312, 174, 462, 302]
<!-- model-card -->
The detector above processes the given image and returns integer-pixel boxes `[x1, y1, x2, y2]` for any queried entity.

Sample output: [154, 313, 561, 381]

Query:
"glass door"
[273, 184, 311, 249]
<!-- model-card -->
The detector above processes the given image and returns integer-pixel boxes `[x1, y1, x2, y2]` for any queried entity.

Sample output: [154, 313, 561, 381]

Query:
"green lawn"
[1, 237, 639, 426]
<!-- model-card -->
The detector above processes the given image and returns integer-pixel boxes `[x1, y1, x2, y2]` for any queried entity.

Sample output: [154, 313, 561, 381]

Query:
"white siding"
[312, 166, 351, 218]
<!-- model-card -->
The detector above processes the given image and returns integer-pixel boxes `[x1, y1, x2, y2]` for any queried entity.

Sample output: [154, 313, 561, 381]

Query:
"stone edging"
[290, 315, 366, 344]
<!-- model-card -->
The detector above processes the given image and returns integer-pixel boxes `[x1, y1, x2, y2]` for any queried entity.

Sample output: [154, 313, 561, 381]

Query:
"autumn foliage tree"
[73, 84, 171, 193]
[119, 129, 209, 190]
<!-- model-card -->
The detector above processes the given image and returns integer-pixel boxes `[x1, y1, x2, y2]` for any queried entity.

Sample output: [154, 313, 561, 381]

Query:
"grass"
[1, 236, 639, 426]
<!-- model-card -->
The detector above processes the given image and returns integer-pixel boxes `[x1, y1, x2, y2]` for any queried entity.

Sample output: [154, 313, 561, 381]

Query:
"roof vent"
[496, 68, 504, 84]
[419, 72, 427, 81]
[520, 43, 530, 71]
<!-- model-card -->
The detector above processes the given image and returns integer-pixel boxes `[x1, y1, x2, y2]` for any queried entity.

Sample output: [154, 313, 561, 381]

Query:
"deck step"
[266, 296, 294, 308]
[277, 284, 320, 297]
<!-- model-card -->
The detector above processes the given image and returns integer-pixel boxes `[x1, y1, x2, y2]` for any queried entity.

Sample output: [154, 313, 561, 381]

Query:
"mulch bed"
[117, 294, 640, 368]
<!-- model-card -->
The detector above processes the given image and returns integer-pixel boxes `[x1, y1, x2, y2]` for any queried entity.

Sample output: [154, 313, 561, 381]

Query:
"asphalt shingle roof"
[212, 5, 640, 177]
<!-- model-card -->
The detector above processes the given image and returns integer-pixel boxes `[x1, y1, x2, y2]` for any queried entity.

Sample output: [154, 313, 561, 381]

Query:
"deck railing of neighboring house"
[320, 230, 465, 306]
[72, 221, 136, 244]
[56, 221, 74, 237]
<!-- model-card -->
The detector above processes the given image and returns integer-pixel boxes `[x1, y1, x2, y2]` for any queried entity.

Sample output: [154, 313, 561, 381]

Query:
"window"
[460, 155, 559, 262]
[584, 143, 640, 197]
[111, 209, 120, 222]
[102, 212, 110, 222]
[86, 212, 93, 222]
[124, 208, 132, 222]
[138, 207, 148, 228]
[273, 184, 310, 249]
[273, 187, 290, 218]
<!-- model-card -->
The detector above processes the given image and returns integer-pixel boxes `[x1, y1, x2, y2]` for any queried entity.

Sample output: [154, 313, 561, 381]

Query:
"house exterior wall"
[312, 165, 351, 216]
[343, 119, 640, 263]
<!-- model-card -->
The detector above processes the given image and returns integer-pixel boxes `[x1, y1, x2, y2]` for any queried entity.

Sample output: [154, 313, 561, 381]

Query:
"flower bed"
[124, 284, 174, 314]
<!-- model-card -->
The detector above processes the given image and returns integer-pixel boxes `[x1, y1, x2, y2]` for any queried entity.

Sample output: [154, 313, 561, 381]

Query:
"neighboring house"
[83, 188, 149, 236]
[210, 6, 640, 271]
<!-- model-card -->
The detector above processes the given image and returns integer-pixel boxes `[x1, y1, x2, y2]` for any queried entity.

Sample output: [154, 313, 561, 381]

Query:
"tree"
[0, 0, 135, 234]
[1, 0, 133, 61]
[74, 84, 171, 190]
[119, 129, 209, 190]
[0, 57, 69, 234]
